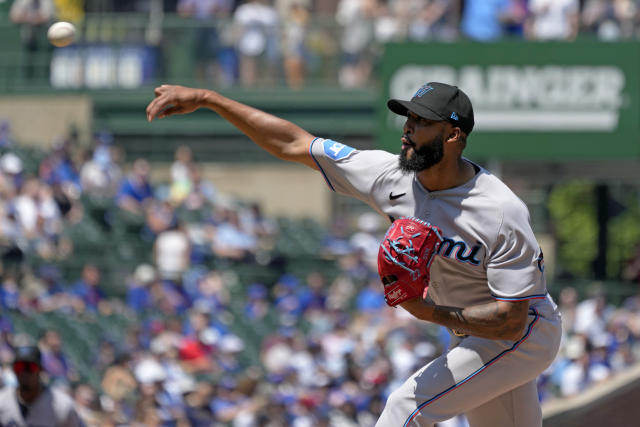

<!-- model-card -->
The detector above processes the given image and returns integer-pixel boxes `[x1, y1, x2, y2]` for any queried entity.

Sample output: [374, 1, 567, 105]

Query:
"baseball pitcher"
[146, 82, 562, 426]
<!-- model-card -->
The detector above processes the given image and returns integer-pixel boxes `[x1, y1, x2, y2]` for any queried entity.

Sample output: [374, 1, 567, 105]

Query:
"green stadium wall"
[379, 41, 640, 161]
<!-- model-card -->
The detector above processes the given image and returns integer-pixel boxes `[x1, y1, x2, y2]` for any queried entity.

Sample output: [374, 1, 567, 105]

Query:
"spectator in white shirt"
[526, 0, 580, 40]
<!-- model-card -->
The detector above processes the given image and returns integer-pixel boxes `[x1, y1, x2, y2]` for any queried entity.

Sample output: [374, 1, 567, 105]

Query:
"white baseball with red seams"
[47, 22, 76, 47]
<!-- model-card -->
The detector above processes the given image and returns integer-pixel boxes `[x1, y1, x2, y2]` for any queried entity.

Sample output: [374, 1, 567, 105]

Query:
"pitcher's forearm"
[400, 298, 529, 341]
[200, 90, 317, 166]
[146, 85, 317, 168]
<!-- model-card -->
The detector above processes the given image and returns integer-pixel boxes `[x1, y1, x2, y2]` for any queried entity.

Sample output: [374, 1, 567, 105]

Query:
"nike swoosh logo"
[389, 192, 406, 200]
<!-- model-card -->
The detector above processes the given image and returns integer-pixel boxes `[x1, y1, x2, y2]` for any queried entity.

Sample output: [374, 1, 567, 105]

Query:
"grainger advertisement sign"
[379, 42, 640, 160]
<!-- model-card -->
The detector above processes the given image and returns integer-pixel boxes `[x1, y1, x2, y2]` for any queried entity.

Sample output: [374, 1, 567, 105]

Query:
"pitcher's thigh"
[376, 344, 501, 427]
[465, 380, 541, 427]
[377, 313, 558, 426]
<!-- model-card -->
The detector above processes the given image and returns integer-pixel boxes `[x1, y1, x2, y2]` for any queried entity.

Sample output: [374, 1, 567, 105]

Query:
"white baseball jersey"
[310, 138, 557, 317]
[0, 386, 84, 427]
[310, 137, 562, 426]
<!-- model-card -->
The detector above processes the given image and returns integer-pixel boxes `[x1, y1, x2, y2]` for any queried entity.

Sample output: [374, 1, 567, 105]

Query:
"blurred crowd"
[0, 121, 637, 425]
[7, 0, 640, 88]
[540, 286, 640, 400]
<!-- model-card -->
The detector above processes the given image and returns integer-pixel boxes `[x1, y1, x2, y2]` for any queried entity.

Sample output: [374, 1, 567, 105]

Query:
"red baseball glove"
[378, 217, 443, 307]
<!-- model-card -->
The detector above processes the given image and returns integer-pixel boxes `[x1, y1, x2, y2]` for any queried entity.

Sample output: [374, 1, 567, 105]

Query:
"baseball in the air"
[47, 21, 76, 47]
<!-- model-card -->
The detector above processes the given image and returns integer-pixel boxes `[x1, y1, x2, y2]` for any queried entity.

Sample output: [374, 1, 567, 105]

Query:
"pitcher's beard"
[399, 134, 445, 173]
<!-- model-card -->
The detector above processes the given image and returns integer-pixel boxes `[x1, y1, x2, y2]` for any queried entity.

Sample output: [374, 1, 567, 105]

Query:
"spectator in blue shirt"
[461, 0, 512, 41]
[39, 138, 81, 194]
[0, 121, 14, 148]
[72, 263, 105, 311]
[116, 159, 154, 215]
[355, 278, 385, 312]
[211, 206, 257, 261]
[39, 329, 75, 383]
[0, 273, 20, 310]
[244, 283, 269, 321]
[127, 264, 156, 312]
[297, 271, 327, 312]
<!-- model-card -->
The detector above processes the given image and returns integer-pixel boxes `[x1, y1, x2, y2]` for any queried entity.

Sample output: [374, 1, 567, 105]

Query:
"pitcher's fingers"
[146, 97, 167, 122]
[147, 86, 170, 120]
[146, 101, 157, 122]
[158, 105, 183, 118]
[154, 85, 169, 97]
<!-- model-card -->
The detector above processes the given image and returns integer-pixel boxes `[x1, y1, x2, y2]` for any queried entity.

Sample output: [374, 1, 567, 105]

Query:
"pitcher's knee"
[378, 386, 447, 427]
[384, 387, 406, 409]
[379, 388, 428, 425]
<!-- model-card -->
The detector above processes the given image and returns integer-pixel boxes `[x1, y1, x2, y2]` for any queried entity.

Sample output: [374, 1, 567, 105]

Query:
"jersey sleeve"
[309, 137, 397, 205]
[486, 200, 547, 301]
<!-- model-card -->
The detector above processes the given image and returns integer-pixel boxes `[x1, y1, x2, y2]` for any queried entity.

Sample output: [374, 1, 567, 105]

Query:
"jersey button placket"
[425, 194, 434, 217]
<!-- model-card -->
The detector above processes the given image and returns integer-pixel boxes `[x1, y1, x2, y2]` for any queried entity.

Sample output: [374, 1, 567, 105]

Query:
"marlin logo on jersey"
[414, 84, 434, 98]
[437, 238, 482, 265]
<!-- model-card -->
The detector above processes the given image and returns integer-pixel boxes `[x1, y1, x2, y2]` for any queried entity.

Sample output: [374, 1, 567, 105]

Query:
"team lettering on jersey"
[437, 237, 482, 266]
[386, 217, 483, 267]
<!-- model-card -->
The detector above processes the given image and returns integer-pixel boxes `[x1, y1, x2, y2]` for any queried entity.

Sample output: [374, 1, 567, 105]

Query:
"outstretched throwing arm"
[146, 85, 318, 169]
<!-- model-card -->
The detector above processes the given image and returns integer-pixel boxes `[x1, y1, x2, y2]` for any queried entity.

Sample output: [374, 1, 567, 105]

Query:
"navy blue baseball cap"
[387, 82, 475, 135]
[14, 346, 42, 365]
